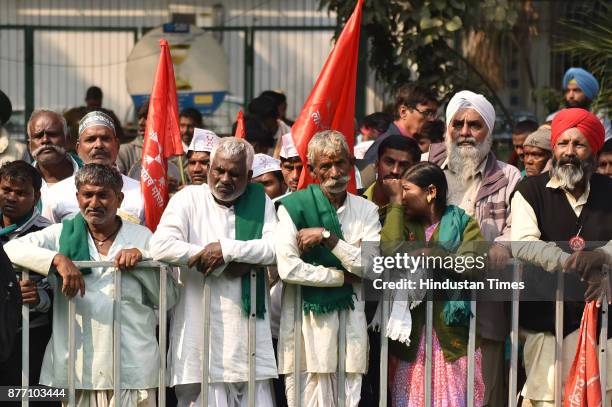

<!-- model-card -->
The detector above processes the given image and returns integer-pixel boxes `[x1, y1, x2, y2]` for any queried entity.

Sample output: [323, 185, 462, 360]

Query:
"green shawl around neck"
[58, 212, 93, 275]
[280, 184, 355, 315]
[0, 209, 34, 238]
[234, 183, 267, 319]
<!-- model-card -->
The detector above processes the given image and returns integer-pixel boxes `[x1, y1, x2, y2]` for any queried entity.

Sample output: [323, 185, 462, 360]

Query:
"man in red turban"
[510, 109, 612, 405]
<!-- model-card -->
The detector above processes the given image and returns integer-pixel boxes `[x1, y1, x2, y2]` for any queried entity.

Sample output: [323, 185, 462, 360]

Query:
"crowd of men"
[0, 65, 611, 407]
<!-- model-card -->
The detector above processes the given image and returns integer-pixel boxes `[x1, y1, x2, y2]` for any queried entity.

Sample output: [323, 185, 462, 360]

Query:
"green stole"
[0, 210, 34, 237]
[437, 205, 473, 326]
[235, 183, 267, 319]
[280, 184, 355, 315]
[58, 212, 93, 275]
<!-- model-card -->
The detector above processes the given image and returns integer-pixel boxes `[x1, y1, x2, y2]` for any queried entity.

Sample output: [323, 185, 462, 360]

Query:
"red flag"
[291, 0, 363, 192]
[141, 39, 184, 232]
[235, 110, 246, 139]
[564, 302, 602, 406]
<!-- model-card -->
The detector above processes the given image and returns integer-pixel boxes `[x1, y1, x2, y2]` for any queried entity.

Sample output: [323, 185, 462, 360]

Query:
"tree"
[555, 1, 611, 113]
[319, 0, 526, 122]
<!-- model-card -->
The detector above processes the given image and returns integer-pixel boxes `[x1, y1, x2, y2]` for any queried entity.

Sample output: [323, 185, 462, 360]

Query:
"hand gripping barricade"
[16, 260, 171, 407]
[15, 260, 611, 407]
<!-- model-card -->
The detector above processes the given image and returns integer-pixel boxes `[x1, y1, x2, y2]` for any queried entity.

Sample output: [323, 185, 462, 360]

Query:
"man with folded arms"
[275, 130, 380, 407]
[4, 163, 178, 406]
[150, 137, 278, 407]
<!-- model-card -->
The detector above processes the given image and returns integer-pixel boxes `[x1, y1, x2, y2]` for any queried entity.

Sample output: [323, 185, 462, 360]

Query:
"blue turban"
[563, 67, 599, 100]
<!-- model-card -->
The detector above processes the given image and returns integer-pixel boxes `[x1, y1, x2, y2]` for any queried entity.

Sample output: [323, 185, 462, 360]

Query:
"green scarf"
[235, 183, 267, 319]
[58, 212, 92, 275]
[280, 184, 355, 315]
[0, 210, 34, 238]
[437, 205, 472, 327]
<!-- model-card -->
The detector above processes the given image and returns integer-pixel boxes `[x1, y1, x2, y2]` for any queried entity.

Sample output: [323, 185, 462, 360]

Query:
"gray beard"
[446, 136, 492, 182]
[550, 158, 593, 191]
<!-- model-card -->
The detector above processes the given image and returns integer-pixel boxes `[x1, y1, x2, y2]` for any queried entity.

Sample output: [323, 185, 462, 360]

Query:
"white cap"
[251, 153, 281, 178]
[188, 128, 220, 153]
[279, 132, 299, 159]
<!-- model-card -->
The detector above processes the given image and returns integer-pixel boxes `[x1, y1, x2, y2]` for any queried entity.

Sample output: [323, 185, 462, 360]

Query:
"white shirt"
[441, 157, 487, 217]
[42, 174, 144, 225]
[37, 154, 81, 200]
[4, 221, 179, 389]
[275, 192, 381, 374]
[149, 184, 278, 384]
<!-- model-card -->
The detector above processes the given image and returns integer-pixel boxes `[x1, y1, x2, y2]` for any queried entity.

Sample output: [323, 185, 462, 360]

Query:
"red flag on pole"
[564, 302, 602, 406]
[235, 110, 246, 139]
[291, 0, 363, 192]
[141, 39, 184, 231]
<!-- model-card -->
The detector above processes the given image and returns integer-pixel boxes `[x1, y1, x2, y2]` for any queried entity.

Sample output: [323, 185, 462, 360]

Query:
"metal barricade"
[199, 269, 261, 407]
[17, 258, 611, 407]
[18, 260, 171, 407]
[373, 258, 609, 407]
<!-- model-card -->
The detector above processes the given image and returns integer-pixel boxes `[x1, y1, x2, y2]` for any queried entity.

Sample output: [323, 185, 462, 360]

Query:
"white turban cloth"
[445, 90, 496, 134]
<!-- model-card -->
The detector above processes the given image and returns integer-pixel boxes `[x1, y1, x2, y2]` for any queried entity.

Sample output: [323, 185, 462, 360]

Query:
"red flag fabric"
[564, 302, 602, 406]
[141, 39, 184, 232]
[291, 0, 363, 192]
[235, 110, 246, 139]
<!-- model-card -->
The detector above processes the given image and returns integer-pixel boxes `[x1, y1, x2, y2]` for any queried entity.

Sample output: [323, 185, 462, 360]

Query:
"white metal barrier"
[18, 260, 170, 407]
[16, 260, 610, 407]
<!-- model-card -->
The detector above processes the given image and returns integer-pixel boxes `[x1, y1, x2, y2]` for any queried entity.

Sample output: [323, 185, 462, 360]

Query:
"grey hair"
[210, 137, 255, 171]
[27, 109, 69, 139]
[75, 163, 123, 193]
[307, 130, 350, 165]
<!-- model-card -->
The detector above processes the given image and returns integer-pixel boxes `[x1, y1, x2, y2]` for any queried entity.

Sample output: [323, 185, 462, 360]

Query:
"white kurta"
[4, 221, 179, 389]
[275, 192, 381, 375]
[37, 154, 80, 200]
[149, 184, 278, 385]
[41, 174, 144, 225]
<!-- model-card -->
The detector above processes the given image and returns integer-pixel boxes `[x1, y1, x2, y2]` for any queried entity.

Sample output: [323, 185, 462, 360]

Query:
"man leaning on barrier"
[150, 137, 279, 407]
[275, 131, 381, 407]
[4, 163, 179, 407]
[511, 108, 612, 405]
[0, 161, 53, 389]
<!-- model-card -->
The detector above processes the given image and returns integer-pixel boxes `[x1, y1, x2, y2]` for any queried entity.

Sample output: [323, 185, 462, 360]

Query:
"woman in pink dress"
[382, 162, 486, 407]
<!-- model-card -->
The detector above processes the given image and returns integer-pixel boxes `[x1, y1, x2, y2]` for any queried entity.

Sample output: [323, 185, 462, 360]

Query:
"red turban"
[551, 108, 605, 154]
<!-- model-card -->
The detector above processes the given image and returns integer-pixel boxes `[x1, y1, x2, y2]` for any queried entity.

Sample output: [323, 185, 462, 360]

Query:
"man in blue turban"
[563, 67, 600, 108]
[547, 67, 611, 141]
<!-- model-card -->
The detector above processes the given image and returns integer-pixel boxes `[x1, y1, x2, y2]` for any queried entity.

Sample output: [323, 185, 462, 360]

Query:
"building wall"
[0, 0, 337, 127]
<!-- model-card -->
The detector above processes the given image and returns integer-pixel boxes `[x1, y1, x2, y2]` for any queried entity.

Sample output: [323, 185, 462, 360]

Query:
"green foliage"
[320, 0, 520, 104]
[555, 1, 611, 113]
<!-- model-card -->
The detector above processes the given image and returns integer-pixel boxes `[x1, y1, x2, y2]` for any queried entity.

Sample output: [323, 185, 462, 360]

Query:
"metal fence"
[15, 260, 610, 406]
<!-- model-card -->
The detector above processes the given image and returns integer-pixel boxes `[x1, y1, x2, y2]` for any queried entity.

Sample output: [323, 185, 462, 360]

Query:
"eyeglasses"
[413, 106, 438, 119]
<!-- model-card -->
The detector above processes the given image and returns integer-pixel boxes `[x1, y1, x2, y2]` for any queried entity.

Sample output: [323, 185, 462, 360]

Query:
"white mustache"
[85, 207, 105, 215]
[32, 144, 66, 158]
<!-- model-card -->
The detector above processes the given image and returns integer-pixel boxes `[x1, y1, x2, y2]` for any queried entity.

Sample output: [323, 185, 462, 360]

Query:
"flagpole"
[177, 155, 187, 185]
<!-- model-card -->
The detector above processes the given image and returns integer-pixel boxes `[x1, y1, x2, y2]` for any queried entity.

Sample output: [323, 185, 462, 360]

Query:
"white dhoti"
[521, 329, 612, 406]
[66, 389, 156, 407]
[284, 373, 362, 407]
[175, 381, 275, 407]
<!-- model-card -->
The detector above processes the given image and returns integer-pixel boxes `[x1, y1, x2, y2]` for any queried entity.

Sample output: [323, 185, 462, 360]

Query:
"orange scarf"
[564, 302, 602, 406]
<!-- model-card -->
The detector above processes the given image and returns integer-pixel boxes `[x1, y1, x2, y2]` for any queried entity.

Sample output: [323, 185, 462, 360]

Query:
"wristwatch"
[321, 229, 331, 240]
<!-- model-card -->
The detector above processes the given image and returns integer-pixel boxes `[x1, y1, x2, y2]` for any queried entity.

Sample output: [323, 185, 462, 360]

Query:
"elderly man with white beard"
[511, 108, 612, 406]
[150, 137, 278, 407]
[427, 90, 522, 407]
